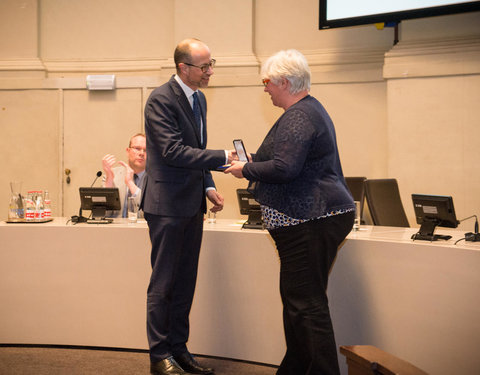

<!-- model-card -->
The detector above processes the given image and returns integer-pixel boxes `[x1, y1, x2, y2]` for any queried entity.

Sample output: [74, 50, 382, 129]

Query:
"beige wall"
[1, 0, 479, 230]
[40, 0, 174, 61]
[0, 0, 38, 59]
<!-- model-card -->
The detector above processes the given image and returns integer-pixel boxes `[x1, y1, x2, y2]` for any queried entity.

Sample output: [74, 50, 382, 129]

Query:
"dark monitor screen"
[411, 194, 458, 241]
[79, 187, 121, 220]
[236, 188, 263, 229]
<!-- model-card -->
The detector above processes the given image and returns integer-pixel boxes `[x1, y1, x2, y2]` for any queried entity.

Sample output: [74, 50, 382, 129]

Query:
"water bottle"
[35, 190, 45, 221]
[25, 191, 35, 221]
[43, 190, 52, 218]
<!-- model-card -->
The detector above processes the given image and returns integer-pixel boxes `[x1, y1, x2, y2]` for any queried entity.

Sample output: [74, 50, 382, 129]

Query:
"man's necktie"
[192, 92, 201, 129]
[124, 173, 138, 217]
[127, 174, 138, 198]
[134, 173, 139, 188]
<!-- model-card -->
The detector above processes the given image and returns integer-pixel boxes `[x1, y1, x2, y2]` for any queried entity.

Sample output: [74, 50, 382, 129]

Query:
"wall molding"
[383, 36, 480, 79]
[0, 48, 389, 88]
[42, 58, 167, 77]
[0, 58, 46, 78]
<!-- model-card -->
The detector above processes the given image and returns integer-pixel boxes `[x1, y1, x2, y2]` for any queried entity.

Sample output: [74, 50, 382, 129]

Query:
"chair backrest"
[345, 176, 366, 219]
[340, 345, 428, 375]
[364, 178, 410, 227]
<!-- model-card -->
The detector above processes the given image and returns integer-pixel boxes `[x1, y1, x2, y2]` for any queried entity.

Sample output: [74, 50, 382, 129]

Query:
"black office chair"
[345, 177, 366, 222]
[364, 178, 410, 227]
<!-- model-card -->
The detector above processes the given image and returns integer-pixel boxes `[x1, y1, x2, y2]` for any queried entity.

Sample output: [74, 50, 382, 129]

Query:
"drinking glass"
[353, 201, 361, 231]
[9, 181, 24, 220]
[127, 197, 138, 223]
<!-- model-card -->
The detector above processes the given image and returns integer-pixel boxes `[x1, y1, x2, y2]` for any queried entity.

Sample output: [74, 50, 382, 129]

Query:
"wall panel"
[388, 75, 480, 229]
[0, 90, 60, 216]
[62, 89, 143, 217]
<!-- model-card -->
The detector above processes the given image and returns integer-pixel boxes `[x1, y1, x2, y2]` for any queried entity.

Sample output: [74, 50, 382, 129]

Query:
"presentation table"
[1, 218, 479, 375]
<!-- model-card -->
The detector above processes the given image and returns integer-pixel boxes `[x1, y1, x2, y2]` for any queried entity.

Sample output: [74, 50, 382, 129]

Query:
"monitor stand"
[411, 219, 451, 241]
[242, 211, 264, 230]
[87, 206, 113, 224]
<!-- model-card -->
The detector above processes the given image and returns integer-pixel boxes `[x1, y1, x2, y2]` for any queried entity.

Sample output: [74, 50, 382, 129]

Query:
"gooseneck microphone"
[457, 214, 480, 243]
[71, 171, 104, 224]
[90, 171, 103, 187]
[459, 214, 479, 232]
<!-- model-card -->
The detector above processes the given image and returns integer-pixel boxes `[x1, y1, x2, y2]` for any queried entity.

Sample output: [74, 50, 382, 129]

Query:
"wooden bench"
[340, 345, 429, 375]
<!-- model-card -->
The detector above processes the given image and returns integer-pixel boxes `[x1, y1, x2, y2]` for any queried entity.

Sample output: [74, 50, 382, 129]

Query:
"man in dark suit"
[142, 39, 232, 375]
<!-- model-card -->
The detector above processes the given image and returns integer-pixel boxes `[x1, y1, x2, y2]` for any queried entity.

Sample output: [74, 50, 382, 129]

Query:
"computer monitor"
[236, 188, 263, 229]
[79, 187, 121, 222]
[411, 194, 459, 241]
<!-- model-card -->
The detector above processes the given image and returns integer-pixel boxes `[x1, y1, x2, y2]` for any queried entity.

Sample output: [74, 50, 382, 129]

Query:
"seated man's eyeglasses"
[183, 59, 216, 73]
[130, 147, 146, 154]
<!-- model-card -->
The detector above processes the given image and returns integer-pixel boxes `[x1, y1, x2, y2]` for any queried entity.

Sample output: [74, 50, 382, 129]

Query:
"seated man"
[102, 133, 147, 218]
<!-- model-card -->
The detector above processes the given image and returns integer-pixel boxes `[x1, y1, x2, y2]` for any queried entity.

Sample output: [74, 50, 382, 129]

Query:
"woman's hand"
[224, 160, 246, 178]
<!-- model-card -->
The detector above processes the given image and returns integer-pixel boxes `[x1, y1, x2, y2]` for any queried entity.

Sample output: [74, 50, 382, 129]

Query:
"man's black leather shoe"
[173, 352, 214, 375]
[150, 357, 193, 375]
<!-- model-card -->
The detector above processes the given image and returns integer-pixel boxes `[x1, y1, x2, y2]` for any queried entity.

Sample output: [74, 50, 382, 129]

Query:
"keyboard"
[411, 233, 452, 241]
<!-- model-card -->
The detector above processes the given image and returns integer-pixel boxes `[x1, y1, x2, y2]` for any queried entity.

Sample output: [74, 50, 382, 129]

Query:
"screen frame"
[319, 1, 480, 29]
[412, 193, 458, 228]
[79, 187, 121, 220]
[236, 188, 263, 229]
[411, 194, 459, 241]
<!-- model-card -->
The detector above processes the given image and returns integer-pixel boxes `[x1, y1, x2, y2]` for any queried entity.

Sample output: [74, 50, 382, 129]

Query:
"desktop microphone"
[71, 171, 102, 224]
[90, 171, 102, 187]
[460, 214, 480, 242]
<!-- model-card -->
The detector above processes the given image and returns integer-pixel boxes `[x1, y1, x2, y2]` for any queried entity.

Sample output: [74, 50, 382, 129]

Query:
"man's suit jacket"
[143, 76, 225, 217]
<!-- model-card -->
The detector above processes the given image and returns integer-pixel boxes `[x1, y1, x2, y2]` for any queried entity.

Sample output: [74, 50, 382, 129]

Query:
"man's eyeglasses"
[183, 59, 216, 73]
[262, 78, 271, 87]
[129, 147, 146, 154]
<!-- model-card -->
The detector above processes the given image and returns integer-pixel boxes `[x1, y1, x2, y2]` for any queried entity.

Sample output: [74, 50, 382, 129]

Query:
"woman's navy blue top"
[242, 95, 354, 220]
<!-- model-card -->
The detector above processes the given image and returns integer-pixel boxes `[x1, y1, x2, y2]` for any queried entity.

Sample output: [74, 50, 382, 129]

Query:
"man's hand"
[118, 161, 134, 184]
[102, 154, 117, 187]
[206, 189, 224, 213]
[227, 150, 252, 163]
[227, 149, 236, 164]
[118, 161, 138, 196]
[102, 154, 116, 175]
